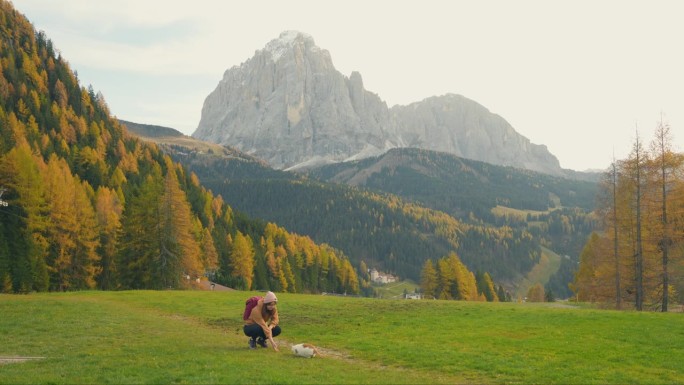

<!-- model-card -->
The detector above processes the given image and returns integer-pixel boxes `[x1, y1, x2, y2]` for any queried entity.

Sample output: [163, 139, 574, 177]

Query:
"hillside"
[126, 123, 595, 297]
[307, 148, 600, 297]
[0, 0, 359, 295]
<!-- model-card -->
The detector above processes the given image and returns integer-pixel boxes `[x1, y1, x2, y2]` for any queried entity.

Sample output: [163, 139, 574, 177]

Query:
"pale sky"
[11, 0, 684, 171]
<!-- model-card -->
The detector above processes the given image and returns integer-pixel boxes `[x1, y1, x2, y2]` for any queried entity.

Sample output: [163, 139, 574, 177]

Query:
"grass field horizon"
[1, 290, 682, 384]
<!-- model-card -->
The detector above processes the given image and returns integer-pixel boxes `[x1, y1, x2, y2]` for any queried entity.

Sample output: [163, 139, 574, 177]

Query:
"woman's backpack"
[242, 296, 262, 320]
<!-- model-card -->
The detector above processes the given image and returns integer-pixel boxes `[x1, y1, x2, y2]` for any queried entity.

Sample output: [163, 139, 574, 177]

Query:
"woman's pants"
[243, 324, 281, 339]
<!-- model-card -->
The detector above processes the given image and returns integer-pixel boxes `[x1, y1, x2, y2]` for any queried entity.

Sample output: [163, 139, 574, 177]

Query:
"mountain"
[193, 30, 567, 176]
[308, 147, 598, 217]
[390, 95, 562, 175]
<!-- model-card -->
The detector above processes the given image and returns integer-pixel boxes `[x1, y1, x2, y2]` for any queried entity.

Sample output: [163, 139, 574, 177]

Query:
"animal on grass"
[291, 343, 322, 358]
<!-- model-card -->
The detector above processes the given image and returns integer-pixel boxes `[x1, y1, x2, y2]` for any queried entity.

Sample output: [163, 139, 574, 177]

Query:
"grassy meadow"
[1, 290, 683, 384]
[373, 280, 420, 299]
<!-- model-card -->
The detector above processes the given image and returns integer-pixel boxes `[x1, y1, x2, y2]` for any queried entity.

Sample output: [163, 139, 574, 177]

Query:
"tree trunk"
[612, 161, 621, 309]
[634, 135, 644, 311]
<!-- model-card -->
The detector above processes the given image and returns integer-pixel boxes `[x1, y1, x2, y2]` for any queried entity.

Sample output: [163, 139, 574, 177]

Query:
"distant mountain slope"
[193, 31, 569, 176]
[119, 120, 185, 138]
[307, 148, 599, 298]
[308, 147, 598, 217]
[119, 119, 273, 170]
[134, 122, 598, 297]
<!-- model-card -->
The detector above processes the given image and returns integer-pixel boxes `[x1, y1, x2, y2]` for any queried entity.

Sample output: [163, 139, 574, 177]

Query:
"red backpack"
[242, 296, 262, 320]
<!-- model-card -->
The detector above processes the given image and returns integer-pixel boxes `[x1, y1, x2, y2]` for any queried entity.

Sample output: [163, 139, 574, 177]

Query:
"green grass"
[373, 280, 419, 299]
[1, 291, 683, 384]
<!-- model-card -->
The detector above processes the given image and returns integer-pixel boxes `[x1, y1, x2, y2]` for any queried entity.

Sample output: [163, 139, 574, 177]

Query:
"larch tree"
[612, 159, 622, 308]
[43, 154, 99, 290]
[0, 141, 49, 292]
[451, 255, 478, 301]
[420, 259, 438, 299]
[229, 231, 255, 290]
[200, 227, 219, 275]
[436, 257, 454, 300]
[625, 133, 647, 310]
[648, 118, 682, 311]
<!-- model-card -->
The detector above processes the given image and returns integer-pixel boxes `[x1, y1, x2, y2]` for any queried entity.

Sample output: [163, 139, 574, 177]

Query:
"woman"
[243, 291, 281, 351]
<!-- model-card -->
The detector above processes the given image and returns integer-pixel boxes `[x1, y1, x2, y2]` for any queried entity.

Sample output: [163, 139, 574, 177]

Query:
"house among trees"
[369, 268, 397, 284]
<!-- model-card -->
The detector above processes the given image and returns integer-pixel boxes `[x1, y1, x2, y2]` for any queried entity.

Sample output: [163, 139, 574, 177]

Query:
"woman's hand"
[269, 337, 279, 352]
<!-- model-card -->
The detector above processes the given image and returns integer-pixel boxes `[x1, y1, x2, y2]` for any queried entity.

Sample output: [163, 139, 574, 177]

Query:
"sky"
[11, 0, 684, 171]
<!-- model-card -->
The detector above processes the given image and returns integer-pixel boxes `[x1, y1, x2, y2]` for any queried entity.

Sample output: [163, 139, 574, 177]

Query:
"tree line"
[419, 252, 507, 302]
[573, 119, 684, 311]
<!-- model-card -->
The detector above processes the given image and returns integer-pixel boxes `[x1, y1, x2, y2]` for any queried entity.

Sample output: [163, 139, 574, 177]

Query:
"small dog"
[291, 343, 322, 358]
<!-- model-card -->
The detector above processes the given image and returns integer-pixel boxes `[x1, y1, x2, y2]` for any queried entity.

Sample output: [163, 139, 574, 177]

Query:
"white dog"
[291, 343, 322, 358]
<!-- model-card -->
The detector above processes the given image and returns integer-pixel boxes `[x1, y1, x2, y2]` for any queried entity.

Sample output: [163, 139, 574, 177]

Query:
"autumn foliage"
[573, 122, 684, 311]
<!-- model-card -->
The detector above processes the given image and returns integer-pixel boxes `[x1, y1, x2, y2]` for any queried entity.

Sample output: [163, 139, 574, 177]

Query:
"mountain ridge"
[193, 30, 570, 177]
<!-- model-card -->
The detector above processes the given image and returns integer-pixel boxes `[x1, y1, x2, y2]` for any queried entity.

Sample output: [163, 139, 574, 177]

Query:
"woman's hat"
[264, 291, 278, 304]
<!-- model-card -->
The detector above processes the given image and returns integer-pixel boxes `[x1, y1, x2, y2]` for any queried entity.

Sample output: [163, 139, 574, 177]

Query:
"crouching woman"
[243, 291, 281, 351]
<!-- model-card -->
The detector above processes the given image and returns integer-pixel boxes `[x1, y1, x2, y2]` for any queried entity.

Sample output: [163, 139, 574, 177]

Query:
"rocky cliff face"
[193, 31, 563, 175]
[390, 95, 561, 174]
[193, 31, 394, 170]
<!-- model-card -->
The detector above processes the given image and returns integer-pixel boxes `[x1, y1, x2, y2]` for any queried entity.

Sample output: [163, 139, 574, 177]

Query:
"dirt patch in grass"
[0, 356, 45, 365]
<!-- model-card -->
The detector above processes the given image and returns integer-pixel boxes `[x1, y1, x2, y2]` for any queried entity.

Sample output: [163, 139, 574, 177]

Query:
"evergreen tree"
[157, 162, 203, 288]
[117, 169, 164, 289]
[95, 186, 122, 290]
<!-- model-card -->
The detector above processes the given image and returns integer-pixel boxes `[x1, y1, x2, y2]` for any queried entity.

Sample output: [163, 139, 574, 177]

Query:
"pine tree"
[156, 162, 203, 289]
[117, 169, 164, 289]
[476, 271, 499, 302]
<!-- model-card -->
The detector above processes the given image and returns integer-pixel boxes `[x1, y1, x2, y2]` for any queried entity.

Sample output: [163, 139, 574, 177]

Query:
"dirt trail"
[0, 356, 44, 365]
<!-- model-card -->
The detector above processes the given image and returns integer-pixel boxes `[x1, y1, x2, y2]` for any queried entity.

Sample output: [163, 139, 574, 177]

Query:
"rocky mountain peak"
[193, 31, 566, 176]
[262, 30, 317, 62]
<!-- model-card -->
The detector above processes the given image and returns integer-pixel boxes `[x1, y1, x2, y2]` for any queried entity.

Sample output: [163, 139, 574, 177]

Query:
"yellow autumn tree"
[230, 231, 255, 290]
[95, 186, 122, 290]
[420, 259, 438, 299]
[43, 154, 100, 290]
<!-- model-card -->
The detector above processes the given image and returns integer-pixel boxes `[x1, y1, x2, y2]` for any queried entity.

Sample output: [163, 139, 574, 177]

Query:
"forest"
[176, 143, 597, 298]
[573, 122, 684, 311]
